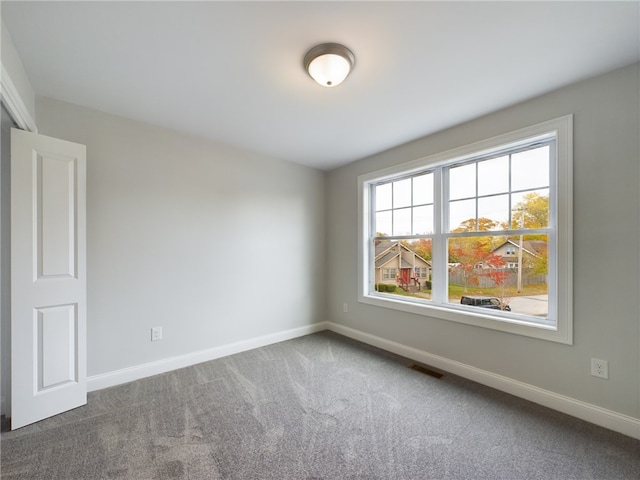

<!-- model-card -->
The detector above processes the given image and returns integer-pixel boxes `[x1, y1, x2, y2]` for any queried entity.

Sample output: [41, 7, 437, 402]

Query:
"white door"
[11, 128, 86, 429]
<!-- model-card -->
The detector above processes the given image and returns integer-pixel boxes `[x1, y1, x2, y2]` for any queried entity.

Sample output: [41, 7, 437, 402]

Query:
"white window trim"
[358, 115, 573, 344]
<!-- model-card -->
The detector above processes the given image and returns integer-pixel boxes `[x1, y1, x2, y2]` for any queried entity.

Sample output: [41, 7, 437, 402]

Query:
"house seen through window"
[359, 116, 573, 343]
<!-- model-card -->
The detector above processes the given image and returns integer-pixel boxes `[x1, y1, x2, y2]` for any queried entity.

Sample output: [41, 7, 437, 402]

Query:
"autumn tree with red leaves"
[449, 239, 491, 292]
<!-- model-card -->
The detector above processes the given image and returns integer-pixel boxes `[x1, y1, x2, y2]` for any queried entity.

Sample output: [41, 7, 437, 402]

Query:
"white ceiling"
[2, 1, 639, 171]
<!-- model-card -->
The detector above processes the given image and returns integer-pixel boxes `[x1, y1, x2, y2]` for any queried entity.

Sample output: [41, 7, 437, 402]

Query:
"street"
[508, 294, 548, 316]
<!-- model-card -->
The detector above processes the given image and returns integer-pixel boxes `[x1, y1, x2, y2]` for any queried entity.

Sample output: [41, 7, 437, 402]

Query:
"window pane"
[413, 173, 433, 205]
[478, 155, 509, 196]
[393, 208, 412, 236]
[511, 189, 549, 229]
[413, 205, 433, 235]
[511, 146, 550, 191]
[478, 194, 509, 229]
[449, 163, 476, 200]
[449, 198, 475, 232]
[393, 178, 412, 208]
[447, 235, 548, 317]
[375, 183, 392, 211]
[375, 210, 392, 236]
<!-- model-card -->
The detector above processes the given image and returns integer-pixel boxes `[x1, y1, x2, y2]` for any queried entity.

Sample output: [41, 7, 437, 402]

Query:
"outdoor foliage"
[453, 217, 502, 233]
[510, 193, 550, 274]
[375, 283, 397, 293]
[449, 238, 508, 292]
[404, 238, 432, 262]
[511, 193, 549, 236]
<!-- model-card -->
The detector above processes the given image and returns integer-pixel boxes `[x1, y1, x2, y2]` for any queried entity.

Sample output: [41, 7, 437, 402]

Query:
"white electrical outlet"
[591, 358, 608, 379]
[343, 303, 348, 313]
[151, 326, 163, 342]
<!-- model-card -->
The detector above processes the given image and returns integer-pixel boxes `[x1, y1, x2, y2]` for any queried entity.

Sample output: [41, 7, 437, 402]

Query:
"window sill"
[359, 293, 570, 344]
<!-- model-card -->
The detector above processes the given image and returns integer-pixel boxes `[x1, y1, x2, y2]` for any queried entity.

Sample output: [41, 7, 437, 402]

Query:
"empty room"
[0, 1, 639, 479]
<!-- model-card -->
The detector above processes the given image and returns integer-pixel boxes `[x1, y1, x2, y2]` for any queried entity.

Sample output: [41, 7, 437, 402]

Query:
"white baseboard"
[87, 322, 329, 392]
[326, 322, 640, 440]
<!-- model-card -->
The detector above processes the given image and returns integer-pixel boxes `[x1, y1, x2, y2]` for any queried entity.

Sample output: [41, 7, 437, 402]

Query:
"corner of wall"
[0, 20, 37, 132]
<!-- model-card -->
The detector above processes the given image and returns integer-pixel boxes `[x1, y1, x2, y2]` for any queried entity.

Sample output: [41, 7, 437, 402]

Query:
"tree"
[451, 217, 506, 255]
[512, 193, 549, 233]
[408, 238, 432, 262]
[528, 242, 548, 275]
[453, 217, 501, 233]
[481, 253, 511, 310]
[511, 193, 550, 275]
[449, 237, 513, 309]
[449, 238, 491, 292]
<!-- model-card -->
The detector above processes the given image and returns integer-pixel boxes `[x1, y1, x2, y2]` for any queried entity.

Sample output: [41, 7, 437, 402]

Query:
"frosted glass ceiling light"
[304, 43, 355, 87]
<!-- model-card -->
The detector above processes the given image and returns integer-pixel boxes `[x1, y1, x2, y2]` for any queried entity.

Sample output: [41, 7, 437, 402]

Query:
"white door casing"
[11, 128, 86, 429]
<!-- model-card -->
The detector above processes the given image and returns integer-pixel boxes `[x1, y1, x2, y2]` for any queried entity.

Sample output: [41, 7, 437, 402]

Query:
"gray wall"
[36, 97, 326, 377]
[326, 63, 640, 418]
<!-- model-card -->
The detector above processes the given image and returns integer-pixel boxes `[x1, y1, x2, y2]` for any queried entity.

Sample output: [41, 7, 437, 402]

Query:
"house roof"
[374, 240, 431, 269]
[375, 251, 398, 269]
[493, 239, 546, 258]
[374, 240, 397, 258]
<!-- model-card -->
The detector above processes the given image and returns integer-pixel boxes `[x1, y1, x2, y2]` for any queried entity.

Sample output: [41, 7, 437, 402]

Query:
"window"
[382, 268, 396, 280]
[358, 116, 573, 343]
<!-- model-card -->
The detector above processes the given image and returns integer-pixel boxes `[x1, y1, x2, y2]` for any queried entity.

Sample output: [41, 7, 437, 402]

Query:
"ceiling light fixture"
[303, 43, 355, 88]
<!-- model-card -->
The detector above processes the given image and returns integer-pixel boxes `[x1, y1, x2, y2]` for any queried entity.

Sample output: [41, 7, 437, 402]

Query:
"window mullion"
[474, 162, 479, 231]
[508, 153, 513, 227]
[410, 177, 414, 235]
[431, 167, 447, 304]
[368, 184, 377, 293]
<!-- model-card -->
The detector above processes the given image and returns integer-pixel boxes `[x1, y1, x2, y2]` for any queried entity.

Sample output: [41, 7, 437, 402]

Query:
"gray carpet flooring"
[1, 331, 638, 479]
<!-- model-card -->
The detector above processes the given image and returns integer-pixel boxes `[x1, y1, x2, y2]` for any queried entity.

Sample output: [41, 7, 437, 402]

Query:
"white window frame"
[358, 115, 573, 344]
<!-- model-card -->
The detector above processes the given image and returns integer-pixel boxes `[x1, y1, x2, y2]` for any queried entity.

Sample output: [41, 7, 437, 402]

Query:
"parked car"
[460, 295, 511, 311]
